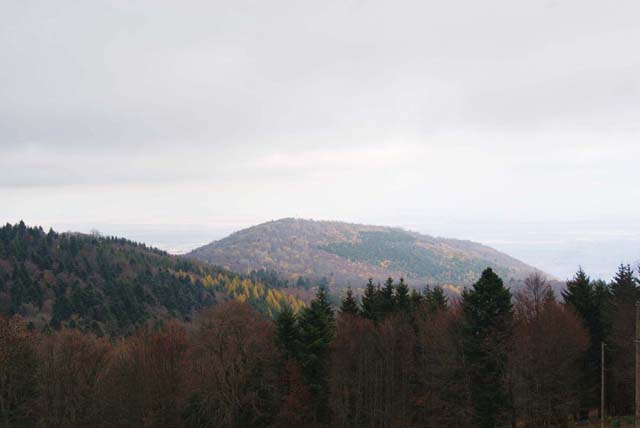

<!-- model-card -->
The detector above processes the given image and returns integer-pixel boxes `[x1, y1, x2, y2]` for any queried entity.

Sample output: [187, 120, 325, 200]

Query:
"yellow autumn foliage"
[197, 267, 305, 315]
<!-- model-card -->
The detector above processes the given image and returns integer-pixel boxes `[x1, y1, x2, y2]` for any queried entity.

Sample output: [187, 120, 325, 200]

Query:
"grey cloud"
[1, 0, 639, 237]
[2, 0, 639, 153]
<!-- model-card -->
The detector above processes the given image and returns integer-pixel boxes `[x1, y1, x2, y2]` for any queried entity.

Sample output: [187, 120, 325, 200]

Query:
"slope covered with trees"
[2, 268, 613, 428]
[3, 221, 638, 427]
[188, 218, 540, 289]
[0, 222, 304, 335]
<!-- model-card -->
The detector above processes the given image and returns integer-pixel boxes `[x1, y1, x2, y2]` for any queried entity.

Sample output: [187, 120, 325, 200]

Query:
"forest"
[3, 260, 640, 427]
[0, 222, 305, 335]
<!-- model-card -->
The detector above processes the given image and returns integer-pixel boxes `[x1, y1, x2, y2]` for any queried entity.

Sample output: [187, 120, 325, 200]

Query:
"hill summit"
[188, 218, 540, 288]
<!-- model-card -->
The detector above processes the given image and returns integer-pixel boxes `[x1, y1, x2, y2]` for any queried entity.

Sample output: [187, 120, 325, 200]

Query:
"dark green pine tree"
[562, 267, 593, 315]
[409, 288, 424, 310]
[299, 285, 335, 425]
[607, 264, 639, 414]
[339, 287, 360, 316]
[462, 268, 513, 428]
[610, 264, 637, 297]
[361, 278, 380, 321]
[394, 277, 410, 313]
[380, 277, 395, 316]
[562, 267, 609, 414]
[592, 279, 611, 338]
[275, 306, 301, 361]
[10, 261, 25, 311]
[425, 285, 448, 313]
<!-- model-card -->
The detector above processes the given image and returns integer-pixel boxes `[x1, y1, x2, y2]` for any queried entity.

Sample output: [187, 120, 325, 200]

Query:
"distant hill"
[188, 218, 542, 290]
[0, 222, 304, 335]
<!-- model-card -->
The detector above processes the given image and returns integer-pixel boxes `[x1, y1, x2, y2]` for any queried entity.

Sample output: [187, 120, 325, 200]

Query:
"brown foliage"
[0, 292, 601, 428]
[272, 360, 314, 428]
[413, 306, 472, 428]
[511, 277, 589, 427]
[34, 329, 112, 428]
[331, 313, 424, 428]
[104, 320, 188, 428]
[183, 301, 278, 428]
[0, 316, 37, 428]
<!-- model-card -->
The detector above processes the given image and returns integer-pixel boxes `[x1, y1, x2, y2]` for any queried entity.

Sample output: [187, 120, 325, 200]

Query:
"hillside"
[0, 222, 304, 335]
[188, 218, 541, 289]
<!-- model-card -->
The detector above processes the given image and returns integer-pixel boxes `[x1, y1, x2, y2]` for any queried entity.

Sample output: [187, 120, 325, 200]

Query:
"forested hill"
[189, 218, 541, 289]
[0, 222, 304, 335]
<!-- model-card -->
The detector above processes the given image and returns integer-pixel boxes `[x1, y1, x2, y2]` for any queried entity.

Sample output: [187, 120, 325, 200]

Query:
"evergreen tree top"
[339, 287, 360, 316]
[463, 268, 512, 328]
[563, 266, 593, 306]
[302, 284, 335, 322]
[382, 277, 394, 295]
[610, 264, 638, 297]
[275, 306, 301, 359]
[361, 279, 381, 321]
[395, 278, 410, 310]
[425, 285, 448, 312]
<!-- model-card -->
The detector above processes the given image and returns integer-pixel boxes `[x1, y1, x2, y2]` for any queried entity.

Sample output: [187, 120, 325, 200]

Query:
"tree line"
[4, 263, 640, 427]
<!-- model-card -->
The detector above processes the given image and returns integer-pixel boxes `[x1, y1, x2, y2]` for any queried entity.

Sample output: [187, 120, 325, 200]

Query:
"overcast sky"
[1, 0, 639, 279]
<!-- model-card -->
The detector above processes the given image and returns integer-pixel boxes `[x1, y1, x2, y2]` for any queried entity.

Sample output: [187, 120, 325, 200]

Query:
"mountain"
[188, 218, 542, 290]
[0, 222, 304, 335]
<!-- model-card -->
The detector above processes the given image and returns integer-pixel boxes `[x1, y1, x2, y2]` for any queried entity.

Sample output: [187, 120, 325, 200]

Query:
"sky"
[1, 0, 639, 280]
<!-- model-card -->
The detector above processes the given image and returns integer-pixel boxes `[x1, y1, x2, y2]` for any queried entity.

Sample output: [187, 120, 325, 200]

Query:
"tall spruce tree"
[299, 285, 335, 425]
[339, 287, 360, 316]
[563, 269, 610, 351]
[462, 268, 513, 428]
[607, 264, 639, 414]
[275, 307, 301, 360]
[562, 267, 593, 316]
[562, 267, 609, 349]
[361, 278, 380, 321]
[562, 267, 608, 415]
[409, 288, 424, 310]
[425, 285, 448, 313]
[394, 277, 410, 313]
[380, 277, 395, 316]
[592, 278, 611, 341]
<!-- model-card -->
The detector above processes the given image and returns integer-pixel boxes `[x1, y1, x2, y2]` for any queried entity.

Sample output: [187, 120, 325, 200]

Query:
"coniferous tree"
[380, 277, 395, 316]
[462, 268, 513, 428]
[562, 267, 593, 318]
[409, 288, 423, 310]
[394, 277, 410, 313]
[276, 307, 301, 360]
[562, 268, 610, 415]
[610, 264, 637, 296]
[425, 285, 448, 313]
[592, 278, 611, 340]
[608, 264, 639, 414]
[339, 287, 359, 316]
[299, 285, 335, 425]
[361, 279, 380, 321]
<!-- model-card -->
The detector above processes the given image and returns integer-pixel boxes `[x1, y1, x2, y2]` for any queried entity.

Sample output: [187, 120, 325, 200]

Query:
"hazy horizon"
[2, 1, 639, 282]
[24, 216, 638, 283]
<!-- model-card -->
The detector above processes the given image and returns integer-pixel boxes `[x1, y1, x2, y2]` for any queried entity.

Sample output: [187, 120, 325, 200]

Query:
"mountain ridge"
[188, 218, 543, 289]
